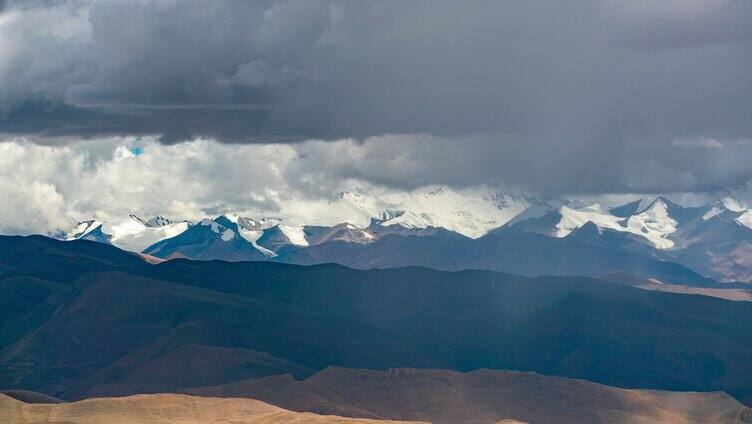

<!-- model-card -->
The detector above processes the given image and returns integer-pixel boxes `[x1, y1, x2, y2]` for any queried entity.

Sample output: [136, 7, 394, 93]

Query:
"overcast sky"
[1, 0, 752, 232]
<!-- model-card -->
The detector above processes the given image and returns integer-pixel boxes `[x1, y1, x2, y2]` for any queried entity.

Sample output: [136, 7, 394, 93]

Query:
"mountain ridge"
[2, 235, 752, 405]
[37, 189, 752, 282]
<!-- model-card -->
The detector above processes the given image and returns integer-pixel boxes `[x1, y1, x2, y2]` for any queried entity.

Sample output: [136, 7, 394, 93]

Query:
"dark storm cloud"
[292, 133, 752, 196]
[1, 0, 752, 194]
[607, 0, 752, 51]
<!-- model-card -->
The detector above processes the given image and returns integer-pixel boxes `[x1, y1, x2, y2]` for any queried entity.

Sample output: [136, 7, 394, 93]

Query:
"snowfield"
[102, 216, 189, 252]
[337, 186, 541, 239]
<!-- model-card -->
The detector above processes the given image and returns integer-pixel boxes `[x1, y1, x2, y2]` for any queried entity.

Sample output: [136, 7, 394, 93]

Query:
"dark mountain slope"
[143, 219, 266, 262]
[609, 199, 644, 218]
[0, 389, 64, 404]
[1, 236, 751, 405]
[0, 235, 146, 283]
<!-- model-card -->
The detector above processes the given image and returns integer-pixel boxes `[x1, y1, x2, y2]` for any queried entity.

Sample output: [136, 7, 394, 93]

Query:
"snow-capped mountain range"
[53, 185, 752, 282]
[61, 185, 542, 246]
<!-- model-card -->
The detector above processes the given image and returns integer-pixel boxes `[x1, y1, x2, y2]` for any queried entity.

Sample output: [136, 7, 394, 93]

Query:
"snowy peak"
[145, 215, 173, 227]
[278, 225, 309, 247]
[555, 204, 624, 238]
[61, 215, 189, 253]
[551, 195, 752, 250]
[713, 199, 752, 230]
[702, 197, 742, 221]
[554, 198, 678, 249]
[75, 223, 113, 245]
[374, 210, 406, 223]
[722, 182, 752, 211]
[700, 197, 752, 229]
[224, 214, 282, 231]
[720, 196, 746, 212]
[625, 199, 677, 249]
[211, 215, 239, 232]
[253, 221, 379, 254]
[65, 220, 104, 240]
[485, 188, 543, 211]
[196, 217, 237, 242]
[737, 211, 752, 229]
[337, 190, 362, 201]
[255, 225, 299, 253]
[217, 215, 278, 257]
[127, 214, 173, 228]
[635, 197, 663, 214]
[306, 223, 375, 246]
[196, 218, 236, 241]
[142, 216, 266, 261]
[255, 224, 311, 253]
[337, 185, 539, 239]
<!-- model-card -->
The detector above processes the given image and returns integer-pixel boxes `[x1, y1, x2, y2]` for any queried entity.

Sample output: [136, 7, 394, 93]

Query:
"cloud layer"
[1, 0, 752, 209]
[1, 0, 751, 143]
[3, 134, 752, 235]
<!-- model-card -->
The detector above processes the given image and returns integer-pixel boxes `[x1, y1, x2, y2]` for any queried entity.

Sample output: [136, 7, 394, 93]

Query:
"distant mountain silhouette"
[274, 230, 714, 286]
